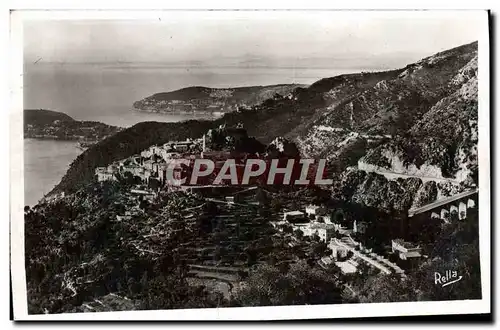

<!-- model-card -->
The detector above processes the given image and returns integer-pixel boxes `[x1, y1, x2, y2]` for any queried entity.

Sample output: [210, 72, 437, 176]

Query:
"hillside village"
[88, 124, 477, 285]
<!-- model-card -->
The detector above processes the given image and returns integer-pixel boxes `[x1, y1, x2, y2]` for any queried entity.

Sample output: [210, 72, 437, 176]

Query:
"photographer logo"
[434, 270, 463, 287]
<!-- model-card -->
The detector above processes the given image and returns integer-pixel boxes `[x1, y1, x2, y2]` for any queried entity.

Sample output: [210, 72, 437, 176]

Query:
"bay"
[23, 63, 352, 126]
[24, 139, 83, 206]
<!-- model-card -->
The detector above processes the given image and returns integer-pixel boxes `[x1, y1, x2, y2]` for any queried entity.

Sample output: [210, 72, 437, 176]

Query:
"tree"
[235, 261, 343, 306]
[312, 241, 331, 257]
[270, 199, 283, 212]
[140, 271, 227, 310]
[245, 248, 258, 266]
[356, 274, 416, 303]
[332, 210, 345, 225]
[121, 171, 136, 186]
[293, 228, 304, 240]
[255, 188, 269, 207]
[282, 225, 294, 235]
[139, 198, 149, 211]
[148, 178, 162, 191]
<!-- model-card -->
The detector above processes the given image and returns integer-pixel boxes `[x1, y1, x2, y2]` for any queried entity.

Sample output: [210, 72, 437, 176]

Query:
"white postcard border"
[8, 9, 491, 320]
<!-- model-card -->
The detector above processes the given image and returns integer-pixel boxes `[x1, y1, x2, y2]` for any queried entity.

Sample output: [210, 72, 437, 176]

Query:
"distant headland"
[24, 109, 123, 149]
[133, 84, 305, 114]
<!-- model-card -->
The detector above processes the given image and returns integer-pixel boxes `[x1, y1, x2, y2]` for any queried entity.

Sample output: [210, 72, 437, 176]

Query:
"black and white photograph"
[9, 9, 490, 320]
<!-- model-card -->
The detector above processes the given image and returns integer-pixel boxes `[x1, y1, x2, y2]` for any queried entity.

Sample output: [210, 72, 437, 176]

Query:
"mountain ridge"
[50, 41, 478, 208]
[24, 109, 122, 142]
[133, 84, 305, 114]
[24, 109, 75, 126]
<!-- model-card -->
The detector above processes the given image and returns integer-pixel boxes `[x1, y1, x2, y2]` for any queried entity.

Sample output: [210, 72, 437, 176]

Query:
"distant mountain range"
[51, 41, 478, 213]
[28, 51, 428, 70]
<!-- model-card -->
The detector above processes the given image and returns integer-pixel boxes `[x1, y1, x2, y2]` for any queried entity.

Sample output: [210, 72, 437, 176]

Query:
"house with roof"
[130, 188, 156, 202]
[332, 223, 353, 236]
[353, 220, 368, 234]
[283, 210, 307, 223]
[95, 167, 117, 182]
[328, 238, 350, 260]
[334, 259, 359, 275]
[305, 204, 323, 217]
[301, 223, 336, 242]
[391, 239, 422, 260]
[305, 204, 333, 222]
[143, 159, 159, 173]
[317, 214, 332, 224]
[173, 141, 193, 153]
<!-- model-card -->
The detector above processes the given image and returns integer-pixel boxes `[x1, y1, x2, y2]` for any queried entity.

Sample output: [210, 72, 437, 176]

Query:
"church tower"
[201, 134, 206, 158]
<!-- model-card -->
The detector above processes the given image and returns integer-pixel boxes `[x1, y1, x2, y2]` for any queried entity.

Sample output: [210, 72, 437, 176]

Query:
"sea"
[23, 63, 357, 206]
[24, 139, 83, 206]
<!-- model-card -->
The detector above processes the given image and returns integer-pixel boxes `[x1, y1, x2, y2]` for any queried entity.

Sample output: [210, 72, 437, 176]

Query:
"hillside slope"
[298, 42, 478, 182]
[317, 42, 478, 211]
[133, 84, 304, 113]
[51, 120, 215, 194]
[51, 42, 478, 208]
[24, 109, 122, 142]
[24, 109, 75, 126]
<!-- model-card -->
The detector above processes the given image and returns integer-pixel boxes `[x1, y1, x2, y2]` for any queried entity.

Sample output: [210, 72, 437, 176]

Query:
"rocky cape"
[24, 109, 122, 142]
[133, 84, 305, 114]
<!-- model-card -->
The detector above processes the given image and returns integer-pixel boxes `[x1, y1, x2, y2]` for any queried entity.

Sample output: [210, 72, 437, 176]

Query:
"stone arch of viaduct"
[408, 189, 479, 223]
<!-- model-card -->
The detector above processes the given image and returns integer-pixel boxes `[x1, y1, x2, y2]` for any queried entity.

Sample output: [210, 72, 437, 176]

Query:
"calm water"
[24, 139, 83, 206]
[23, 63, 359, 205]
[23, 63, 351, 126]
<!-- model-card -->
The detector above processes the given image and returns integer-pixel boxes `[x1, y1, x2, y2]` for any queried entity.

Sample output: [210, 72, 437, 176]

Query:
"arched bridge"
[408, 188, 479, 222]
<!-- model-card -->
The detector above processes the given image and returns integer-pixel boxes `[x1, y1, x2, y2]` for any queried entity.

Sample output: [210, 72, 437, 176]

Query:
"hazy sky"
[23, 11, 482, 68]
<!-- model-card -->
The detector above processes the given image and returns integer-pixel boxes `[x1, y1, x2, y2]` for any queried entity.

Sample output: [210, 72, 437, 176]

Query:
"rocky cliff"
[295, 42, 478, 210]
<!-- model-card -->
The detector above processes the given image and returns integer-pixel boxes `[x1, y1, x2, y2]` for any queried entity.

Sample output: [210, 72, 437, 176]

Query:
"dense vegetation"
[24, 109, 75, 125]
[25, 182, 224, 313]
[133, 84, 304, 113]
[24, 109, 121, 142]
[25, 178, 481, 313]
[25, 181, 342, 313]
[233, 261, 342, 306]
[354, 207, 481, 302]
[51, 42, 478, 200]
[50, 68, 403, 195]
[138, 85, 303, 103]
[26, 41, 482, 314]
[299, 41, 478, 183]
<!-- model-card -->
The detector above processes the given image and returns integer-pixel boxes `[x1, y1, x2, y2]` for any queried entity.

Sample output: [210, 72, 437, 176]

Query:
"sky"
[23, 11, 482, 69]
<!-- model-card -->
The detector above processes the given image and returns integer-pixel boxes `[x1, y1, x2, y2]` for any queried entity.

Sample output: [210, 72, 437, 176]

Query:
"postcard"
[9, 9, 491, 320]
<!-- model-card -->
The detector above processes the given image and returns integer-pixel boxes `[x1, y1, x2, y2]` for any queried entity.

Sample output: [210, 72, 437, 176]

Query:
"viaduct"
[408, 188, 479, 223]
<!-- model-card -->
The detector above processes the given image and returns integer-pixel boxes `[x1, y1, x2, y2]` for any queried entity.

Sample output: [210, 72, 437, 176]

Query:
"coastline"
[24, 135, 93, 141]
[133, 108, 226, 117]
